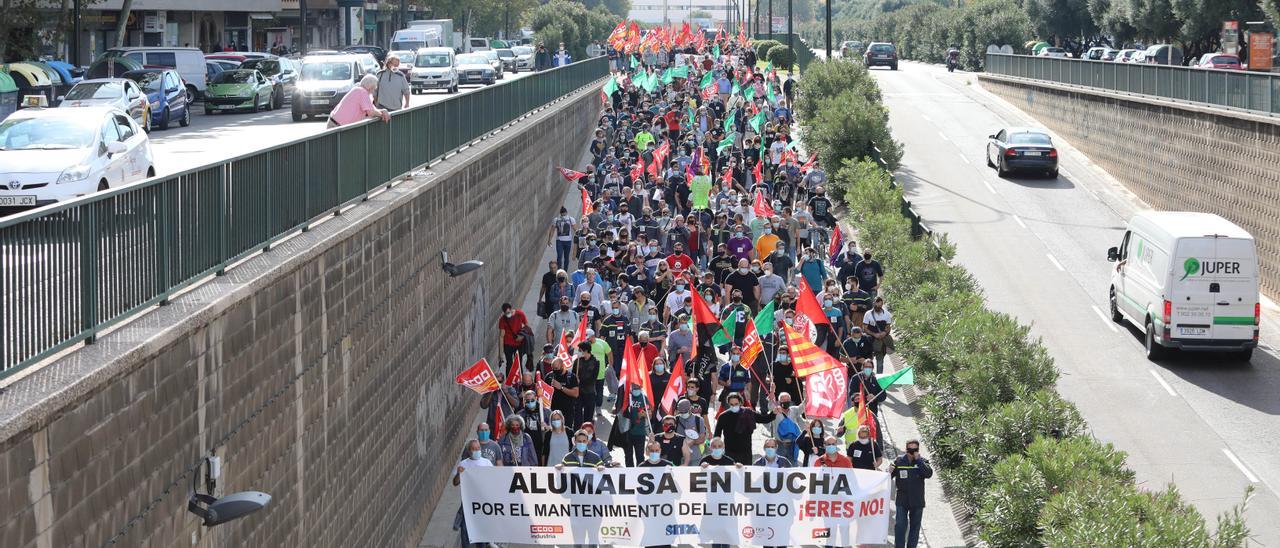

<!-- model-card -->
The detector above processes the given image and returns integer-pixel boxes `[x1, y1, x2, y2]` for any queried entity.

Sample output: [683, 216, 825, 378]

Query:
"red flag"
[569, 313, 589, 349]
[661, 355, 687, 415]
[537, 375, 554, 408]
[804, 365, 848, 419]
[782, 323, 841, 377]
[828, 226, 843, 264]
[493, 404, 506, 438]
[630, 161, 645, 182]
[857, 383, 879, 439]
[796, 276, 832, 327]
[619, 337, 654, 410]
[740, 318, 764, 367]
[690, 280, 719, 326]
[557, 166, 588, 182]
[650, 141, 670, 177]
[738, 22, 748, 47]
[720, 166, 734, 186]
[618, 336, 634, 408]
[752, 158, 764, 186]
[752, 189, 774, 218]
[698, 149, 711, 174]
[581, 188, 594, 216]
[455, 359, 501, 394]
[780, 148, 797, 166]
[801, 152, 818, 172]
[555, 331, 573, 367]
[503, 352, 522, 386]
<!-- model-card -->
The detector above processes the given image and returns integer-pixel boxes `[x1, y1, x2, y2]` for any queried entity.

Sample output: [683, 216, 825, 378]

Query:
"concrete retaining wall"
[0, 84, 601, 548]
[979, 74, 1280, 296]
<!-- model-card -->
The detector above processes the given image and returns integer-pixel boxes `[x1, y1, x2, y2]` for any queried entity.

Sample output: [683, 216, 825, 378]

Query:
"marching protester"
[498, 416, 538, 466]
[543, 409, 572, 465]
[892, 440, 934, 548]
[452, 439, 494, 547]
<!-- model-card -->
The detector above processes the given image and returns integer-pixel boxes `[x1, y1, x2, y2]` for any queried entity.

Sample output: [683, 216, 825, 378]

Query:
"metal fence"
[985, 53, 1280, 117]
[0, 56, 609, 378]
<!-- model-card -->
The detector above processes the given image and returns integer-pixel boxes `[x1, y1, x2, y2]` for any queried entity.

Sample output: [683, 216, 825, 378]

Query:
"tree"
[114, 0, 134, 47]
[523, 1, 620, 59]
[1087, 0, 1137, 46]
[1024, 0, 1096, 47]
[0, 0, 88, 61]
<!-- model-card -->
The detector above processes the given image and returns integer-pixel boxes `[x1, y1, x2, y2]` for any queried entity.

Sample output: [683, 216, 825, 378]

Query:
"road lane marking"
[938, 131, 950, 142]
[1045, 253, 1065, 272]
[1091, 305, 1120, 333]
[1082, 187, 1100, 201]
[958, 154, 970, 165]
[1012, 215, 1027, 229]
[1222, 449, 1260, 483]
[982, 180, 997, 194]
[1148, 369, 1177, 396]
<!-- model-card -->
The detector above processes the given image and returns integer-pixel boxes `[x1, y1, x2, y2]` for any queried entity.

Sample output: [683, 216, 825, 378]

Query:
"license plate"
[1179, 326, 1208, 336]
[0, 195, 37, 206]
[1023, 151, 1041, 156]
[310, 99, 329, 105]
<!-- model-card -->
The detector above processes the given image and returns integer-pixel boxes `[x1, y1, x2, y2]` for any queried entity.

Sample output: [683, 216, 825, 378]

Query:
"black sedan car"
[341, 45, 386, 64]
[986, 127, 1059, 178]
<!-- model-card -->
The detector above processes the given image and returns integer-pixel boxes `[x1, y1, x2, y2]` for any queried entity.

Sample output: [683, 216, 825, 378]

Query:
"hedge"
[754, 39, 782, 61]
[766, 45, 797, 70]
[798, 59, 1252, 547]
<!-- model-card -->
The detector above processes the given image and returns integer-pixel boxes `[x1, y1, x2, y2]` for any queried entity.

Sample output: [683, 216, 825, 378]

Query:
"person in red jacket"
[498, 303, 531, 369]
[813, 436, 853, 468]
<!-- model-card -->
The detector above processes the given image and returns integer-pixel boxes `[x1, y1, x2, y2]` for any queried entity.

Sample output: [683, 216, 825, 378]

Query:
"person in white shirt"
[664, 280, 692, 322]
[452, 439, 495, 547]
[862, 297, 894, 372]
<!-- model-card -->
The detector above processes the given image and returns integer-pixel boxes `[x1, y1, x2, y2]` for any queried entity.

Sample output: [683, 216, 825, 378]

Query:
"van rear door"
[1172, 237, 1257, 341]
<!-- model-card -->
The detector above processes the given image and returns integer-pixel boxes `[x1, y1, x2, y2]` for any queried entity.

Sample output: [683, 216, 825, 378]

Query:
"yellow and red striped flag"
[782, 323, 840, 377]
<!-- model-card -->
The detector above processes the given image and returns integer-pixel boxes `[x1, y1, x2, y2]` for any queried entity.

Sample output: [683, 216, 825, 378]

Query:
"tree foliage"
[523, 1, 620, 60]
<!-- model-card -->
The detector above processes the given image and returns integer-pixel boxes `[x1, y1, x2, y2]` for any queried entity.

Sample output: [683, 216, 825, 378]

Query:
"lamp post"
[824, 0, 831, 60]
[768, 0, 773, 40]
[786, 0, 792, 50]
[71, 0, 82, 65]
[300, 0, 308, 55]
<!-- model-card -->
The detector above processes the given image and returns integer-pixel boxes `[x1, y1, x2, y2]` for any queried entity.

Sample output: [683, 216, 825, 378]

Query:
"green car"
[204, 69, 275, 114]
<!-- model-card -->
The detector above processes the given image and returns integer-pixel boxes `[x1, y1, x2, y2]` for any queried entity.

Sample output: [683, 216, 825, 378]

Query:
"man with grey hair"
[375, 55, 411, 111]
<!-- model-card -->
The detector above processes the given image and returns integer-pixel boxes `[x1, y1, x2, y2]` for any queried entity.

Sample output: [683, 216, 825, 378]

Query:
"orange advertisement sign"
[1248, 32, 1273, 71]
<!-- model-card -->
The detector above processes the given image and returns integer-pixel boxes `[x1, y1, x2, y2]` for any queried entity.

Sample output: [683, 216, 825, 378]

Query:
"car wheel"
[97, 179, 109, 191]
[1144, 319, 1165, 360]
[179, 105, 191, 127]
[186, 84, 199, 103]
[1049, 169, 1059, 178]
[996, 159, 1007, 178]
[142, 110, 151, 133]
[146, 167, 155, 178]
[158, 108, 170, 130]
[985, 149, 994, 168]
[1109, 287, 1124, 323]
[291, 108, 304, 122]
[892, 64, 899, 70]
[206, 107, 216, 115]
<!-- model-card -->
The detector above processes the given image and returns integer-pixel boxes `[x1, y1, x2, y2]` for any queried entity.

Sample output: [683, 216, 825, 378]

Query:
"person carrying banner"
[797, 419, 827, 466]
[516, 390, 547, 462]
[452, 439, 494, 548]
[699, 437, 740, 467]
[556, 431, 606, 469]
[543, 409, 571, 465]
[655, 415, 689, 465]
[617, 381, 653, 466]
[848, 425, 884, 471]
[814, 435, 854, 468]
[752, 438, 793, 468]
[498, 416, 538, 466]
[674, 398, 708, 462]
[641, 440, 675, 467]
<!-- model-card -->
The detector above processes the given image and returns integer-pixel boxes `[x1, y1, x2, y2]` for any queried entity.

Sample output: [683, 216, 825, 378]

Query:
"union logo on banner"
[455, 358, 501, 394]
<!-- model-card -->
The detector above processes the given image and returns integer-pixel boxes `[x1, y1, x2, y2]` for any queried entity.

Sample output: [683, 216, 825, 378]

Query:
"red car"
[1194, 54, 1242, 70]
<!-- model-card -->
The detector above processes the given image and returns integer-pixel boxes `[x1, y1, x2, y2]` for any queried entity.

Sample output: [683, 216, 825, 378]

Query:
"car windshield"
[482, 51, 498, 60]
[0, 116, 97, 150]
[513, 46, 533, 55]
[301, 62, 352, 81]
[416, 53, 452, 67]
[1210, 56, 1238, 64]
[66, 82, 123, 100]
[212, 70, 255, 84]
[870, 45, 894, 54]
[457, 54, 486, 65]
[497, 50, 514, 58]
[126, 72, 164, 92]
[1009, 132, 1052, 145]
[242, 59, 281, 76]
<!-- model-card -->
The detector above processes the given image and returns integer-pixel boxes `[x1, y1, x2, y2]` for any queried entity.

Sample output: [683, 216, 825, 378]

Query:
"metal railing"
[985, 53, 1280, 117]
[0, 56, 609, 378]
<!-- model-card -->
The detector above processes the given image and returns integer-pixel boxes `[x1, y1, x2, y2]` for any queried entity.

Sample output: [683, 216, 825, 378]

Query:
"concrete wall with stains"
[0, 83, 601, 548]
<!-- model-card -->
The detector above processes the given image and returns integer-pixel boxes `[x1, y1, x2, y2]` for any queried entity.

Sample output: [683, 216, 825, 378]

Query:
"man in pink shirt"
[327, 74, 390, 128]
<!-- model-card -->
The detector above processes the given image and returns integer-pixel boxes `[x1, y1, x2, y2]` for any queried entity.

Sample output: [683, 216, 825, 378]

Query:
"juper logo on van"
[1180, 257, 1242, 280]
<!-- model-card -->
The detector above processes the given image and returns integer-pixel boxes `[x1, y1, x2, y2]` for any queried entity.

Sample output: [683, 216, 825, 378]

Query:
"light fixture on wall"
[187, 456, 272, 527]
[441, 250, 485, 277]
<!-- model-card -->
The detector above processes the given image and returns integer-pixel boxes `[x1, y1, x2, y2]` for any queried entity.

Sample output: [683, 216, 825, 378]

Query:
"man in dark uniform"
[890, 439, 933, 548]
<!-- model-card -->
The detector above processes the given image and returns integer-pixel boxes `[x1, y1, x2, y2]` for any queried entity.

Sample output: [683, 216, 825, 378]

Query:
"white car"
[60, 78, 152, 132]
[1037, 47, 1071, 58]
[0, 106, 154, 212]
[511, 45, 535, 71]
[388, 49, 417, 70]
[409, 47, 459, 94]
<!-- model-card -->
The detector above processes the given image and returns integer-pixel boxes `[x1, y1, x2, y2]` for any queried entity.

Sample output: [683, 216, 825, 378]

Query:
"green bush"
[754, 39, 782, 60]
[766, 45, 798, 70]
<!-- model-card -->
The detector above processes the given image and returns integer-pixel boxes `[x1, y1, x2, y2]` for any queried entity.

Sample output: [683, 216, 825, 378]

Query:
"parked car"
[409, 47, 458, 94]
[511, 45, 535, 71]
[205, 54, 249, 64]
[122, 69, 190, 130]
[60, 78, 150, 131]
[342, 45, 387, 64]
[99, 47, 207, 100]
[986, 127, 1059, 178]
[1143, 44, 1182, 65]
[1114, 49, 1141, 63]
[1193, 53, 1242, 70]
[0, 106, 153, 212]
[1085, 47, 1107, 60]
[206, 58, 241, 73]
[840, 40, 864, 60]
[496, 48, 519, 73]
[863, 42, 898, 70]
[353, 53, 380, 76]
[479, 49, 505, 79]
[205, 61, 227, 87]
[240, 58, 298, 108]
[1100, 48, 1119, 61]
[455, 53, 497, 85]
[203, 69, 275, 114]
[291, 55, 364, 121]
[1132, 51, 1148, 63]
[1037, 47, 1071, 58]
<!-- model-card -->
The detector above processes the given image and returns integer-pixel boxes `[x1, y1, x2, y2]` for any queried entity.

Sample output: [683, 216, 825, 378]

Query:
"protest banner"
[460, 466, 890, 546]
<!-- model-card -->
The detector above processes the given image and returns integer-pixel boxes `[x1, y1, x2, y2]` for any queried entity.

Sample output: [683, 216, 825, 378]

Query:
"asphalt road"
[146, 69, 536, 175]
[870, 60, 1280, 541]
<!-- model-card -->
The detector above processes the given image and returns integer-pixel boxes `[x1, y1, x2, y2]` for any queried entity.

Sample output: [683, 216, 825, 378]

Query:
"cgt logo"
[600, 525, 632, 540]
[741, 526, 775, 540]
[666, 524, 700, 535]
[529, 524, 564, 539]
[812, 527, 832, 539]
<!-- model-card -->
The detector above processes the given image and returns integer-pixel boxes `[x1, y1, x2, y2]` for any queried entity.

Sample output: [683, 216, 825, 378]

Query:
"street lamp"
[824, 0, 831, 60]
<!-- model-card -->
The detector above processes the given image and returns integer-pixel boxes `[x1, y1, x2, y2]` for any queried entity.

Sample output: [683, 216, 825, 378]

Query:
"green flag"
[766, 84, 776, 103]
[630, 55, 639, 69]
[700, 71, 714, 88]
[685, 105, 696, 130]
[764, 61, 773, 73]
[743, 85, 756, 101]
[723, 109, 736, 133]
[670, 65, 689, 79]
[878, 366, 915, 390]
[642, 72, 659, 93]
[713, 44, 721, 57]
[754, 301, 776, 337]
[661, 68, 675, 84]
[731, 81, 742, 96]
[749, 111, 766, 134]
[717, 134, 734, 153]
[602, 75, 618, 97]
[711, 313, 738, 346]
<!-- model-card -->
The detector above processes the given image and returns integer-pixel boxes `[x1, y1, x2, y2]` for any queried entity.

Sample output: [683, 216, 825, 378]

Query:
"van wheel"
[1144, 319, 1165, 360]
[1235, 348, 1254, 362]
[1109, 288, 1123, 323]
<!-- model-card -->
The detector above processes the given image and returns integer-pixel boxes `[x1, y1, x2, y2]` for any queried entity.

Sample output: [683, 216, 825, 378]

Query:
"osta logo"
[600, 525, 632, 540]
[741, 526, 775, 540]
[812, 527, 832, 539]
[666, 524, 700, 535]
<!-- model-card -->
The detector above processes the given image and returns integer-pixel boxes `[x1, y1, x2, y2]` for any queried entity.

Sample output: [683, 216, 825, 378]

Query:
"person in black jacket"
[890, 440, 933, 548]
[711, 392, 774, 464]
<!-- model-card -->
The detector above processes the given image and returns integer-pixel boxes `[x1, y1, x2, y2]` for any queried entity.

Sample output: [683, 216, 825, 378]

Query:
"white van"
[1107, 212, 1259, 360]
[101, 47, 207, 97]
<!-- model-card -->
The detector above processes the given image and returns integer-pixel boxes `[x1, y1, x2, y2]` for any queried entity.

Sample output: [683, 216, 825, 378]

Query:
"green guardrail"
[985, 53, 1280, 117]
[0, 56, 609, 378]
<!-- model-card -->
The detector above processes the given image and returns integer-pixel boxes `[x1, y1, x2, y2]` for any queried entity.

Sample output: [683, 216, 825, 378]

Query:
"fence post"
[215, 166, 228, 275]
[79, 203, 99, 343]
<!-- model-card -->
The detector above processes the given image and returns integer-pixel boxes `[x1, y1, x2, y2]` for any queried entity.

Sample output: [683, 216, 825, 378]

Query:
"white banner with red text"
[460, 466, 891, 546]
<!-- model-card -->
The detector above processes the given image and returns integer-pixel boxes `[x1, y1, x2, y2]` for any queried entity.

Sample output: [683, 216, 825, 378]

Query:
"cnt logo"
[742, 526, 775, 540]
[666, 524, 700, 535]
[812, 527, 832, 539]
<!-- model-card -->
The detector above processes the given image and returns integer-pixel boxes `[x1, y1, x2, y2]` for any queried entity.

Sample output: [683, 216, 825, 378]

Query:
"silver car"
[480, 49, 505, 79]
[59, 78, 152, 132]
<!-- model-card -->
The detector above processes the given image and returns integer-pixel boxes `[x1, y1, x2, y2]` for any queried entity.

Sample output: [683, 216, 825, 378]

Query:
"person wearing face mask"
[798, 246, 829, 296]
[648, 357, 673, 413]
[813, 436, 853, 468]
[545, 296, 579, 344]
[665, 314, 694, 365]
[463, 423, 504, 465]
[853, 250, 884, 297]
[497, 303, 531, 370]
[516, 390, 548, 463]
[757, 261, 786, 304]
[547, 269, 574, 320]
[674, 398, 708, 461]
[663, 278, 691, 322]
[599, 307, 630, 400]
[816, 294, 847, 354]
[863, 297, 894, 373]
[849, 358, 887, 415]
[557, 431, 606, 469]
[498, 416, 538, 466]
[890, 440, 933, 548]
[573, 341, 601, 425]
[452, 438, 495, 547]
[543, 409, 572, 465]
[726, 224, 755, 261]
[709, 243, 736, 283]
[545, 352, 582, 429]
[654, 416, 689, 465]
[712, 392, 774, 464]
[752, 438, 794, 468]
[640, 440, 675, 468]
[723, 259, 761, 311]
[796, 420, 826, 466]
[719, 289, 752, 349]
[538, 261, 560, 319]
[765, 240, 795, 283]
[698, 437, 742, 467]
[615, 381, 653, 466]
[847, 425, 883, 471]
[755, 219, 781, 262]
